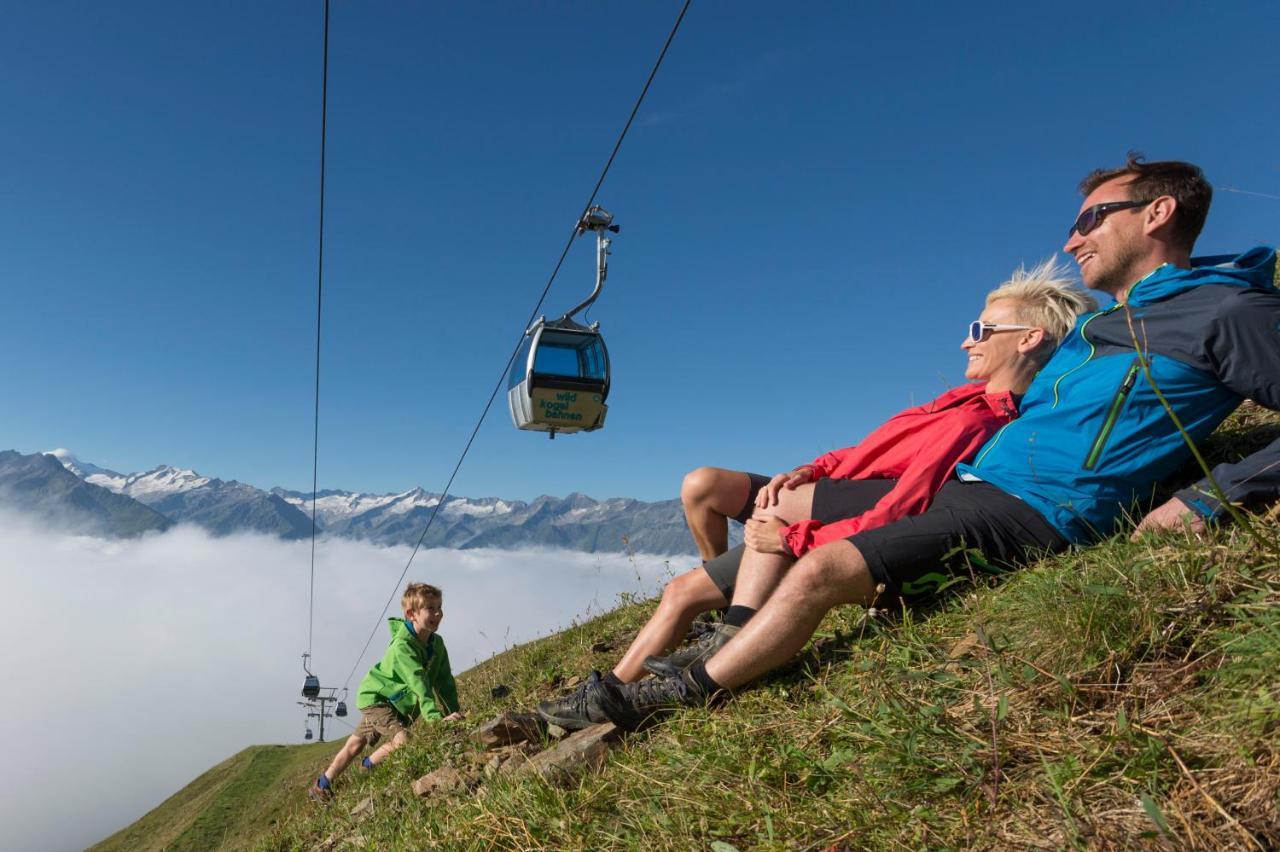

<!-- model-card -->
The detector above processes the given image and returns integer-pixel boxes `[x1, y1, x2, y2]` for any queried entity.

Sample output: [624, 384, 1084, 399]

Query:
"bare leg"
[681, 467, 754, 560]
[322, 733, 368, 782]
[729, 481, 817, 609]
[611, 567, 729, 682]
[367, 730, 410, 765]
[705, 541, 877, 689]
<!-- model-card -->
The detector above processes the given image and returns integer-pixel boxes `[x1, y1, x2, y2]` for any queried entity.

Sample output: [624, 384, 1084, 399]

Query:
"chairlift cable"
[306, 0, 331, 663]
[337, 0, 693, 691]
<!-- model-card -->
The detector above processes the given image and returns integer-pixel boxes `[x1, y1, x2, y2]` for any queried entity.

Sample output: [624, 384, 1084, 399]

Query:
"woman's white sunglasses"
[968, 321, 1032, 344]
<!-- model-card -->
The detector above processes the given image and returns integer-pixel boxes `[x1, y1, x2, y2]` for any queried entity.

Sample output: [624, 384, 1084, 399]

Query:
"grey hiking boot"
[642, 622, 740, 678]
[536, 671, 611, 731]
[596, 668, 710, 731]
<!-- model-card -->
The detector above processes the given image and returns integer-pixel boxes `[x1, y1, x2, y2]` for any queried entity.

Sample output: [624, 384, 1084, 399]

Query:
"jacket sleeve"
[431, 640, 460, 717]
[1178, 289, 1280, 519]
[806, 447, 854, 481]
[782, 411, 998, 556]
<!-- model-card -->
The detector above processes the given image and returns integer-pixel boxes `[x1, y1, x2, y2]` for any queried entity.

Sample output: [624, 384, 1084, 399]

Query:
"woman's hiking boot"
[536, 671, 611, 730]
[642, 622, 740, 678]
[595, 668, 710, 731]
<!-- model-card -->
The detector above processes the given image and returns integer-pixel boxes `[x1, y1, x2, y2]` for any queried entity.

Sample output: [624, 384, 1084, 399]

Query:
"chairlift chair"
[508, 205, 618, 438]
[301, 653, 320, 699]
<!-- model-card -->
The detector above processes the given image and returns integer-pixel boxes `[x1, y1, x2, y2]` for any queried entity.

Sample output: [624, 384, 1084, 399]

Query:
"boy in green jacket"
[310, 582, 462, 801]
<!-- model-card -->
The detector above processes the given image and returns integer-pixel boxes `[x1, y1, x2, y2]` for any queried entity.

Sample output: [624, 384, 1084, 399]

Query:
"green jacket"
[356, 619, 459, 722]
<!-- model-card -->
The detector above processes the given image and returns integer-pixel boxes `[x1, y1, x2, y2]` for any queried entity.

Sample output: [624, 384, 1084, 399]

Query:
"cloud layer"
[0, 511, 681, 851]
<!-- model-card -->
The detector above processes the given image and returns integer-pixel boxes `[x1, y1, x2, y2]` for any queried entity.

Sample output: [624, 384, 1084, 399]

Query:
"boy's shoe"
[595, 668, 709, 731]
[642, 622, 740, 678]
[307, 779, 334, 804]
[536, 671, 611, 730]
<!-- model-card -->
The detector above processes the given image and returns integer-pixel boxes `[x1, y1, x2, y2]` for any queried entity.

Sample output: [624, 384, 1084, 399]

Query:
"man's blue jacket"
[958, 246, 1280, 543]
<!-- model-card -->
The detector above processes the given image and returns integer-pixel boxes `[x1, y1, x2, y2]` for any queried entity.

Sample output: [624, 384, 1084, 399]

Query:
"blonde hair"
[403, 582, 442, 612]
[986, 257, 1098, 346]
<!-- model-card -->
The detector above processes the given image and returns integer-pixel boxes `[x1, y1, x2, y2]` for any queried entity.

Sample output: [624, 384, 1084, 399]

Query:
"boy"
[309, 582, 462, 801]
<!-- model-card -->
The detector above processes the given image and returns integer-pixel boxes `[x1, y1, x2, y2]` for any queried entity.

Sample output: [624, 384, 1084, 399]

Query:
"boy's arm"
[433, 642, 460, 717]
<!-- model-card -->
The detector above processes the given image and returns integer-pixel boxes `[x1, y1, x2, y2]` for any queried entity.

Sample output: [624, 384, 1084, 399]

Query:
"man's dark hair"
[1079, 152, 1212, 253]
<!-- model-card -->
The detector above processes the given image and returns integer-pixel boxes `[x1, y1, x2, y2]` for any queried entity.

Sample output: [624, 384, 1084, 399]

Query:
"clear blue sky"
[2, 1, 1277, 502]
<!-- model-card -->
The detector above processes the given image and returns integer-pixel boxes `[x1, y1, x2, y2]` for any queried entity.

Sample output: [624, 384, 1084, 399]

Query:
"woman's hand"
[755, 466, 814, 509]
[744, 515, 791, 555]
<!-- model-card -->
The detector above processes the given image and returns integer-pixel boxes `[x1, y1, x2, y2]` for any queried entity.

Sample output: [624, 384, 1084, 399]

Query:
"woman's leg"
[610, 566, 729, 682]
[728, 481, 817, 610]
[681, 467, 755, 561]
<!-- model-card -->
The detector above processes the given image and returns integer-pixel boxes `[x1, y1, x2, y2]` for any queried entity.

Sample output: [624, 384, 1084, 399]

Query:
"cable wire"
[307, 0, 331, 662]
[339, 0, 693, 690]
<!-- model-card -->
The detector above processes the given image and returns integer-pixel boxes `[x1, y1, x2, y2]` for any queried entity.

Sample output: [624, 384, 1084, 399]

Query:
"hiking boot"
[643, 622, 740, 678]
[595, 668, 709, 731]
[307, 778, 334, 804]
[536, 671, 611, 731]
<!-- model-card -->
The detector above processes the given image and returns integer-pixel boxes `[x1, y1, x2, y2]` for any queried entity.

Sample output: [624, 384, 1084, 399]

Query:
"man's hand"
[1131, 496, 1207, 540]
[442, 711, 465, 722]
[755, 467, 814, 509]
[744, 515, 791, 555]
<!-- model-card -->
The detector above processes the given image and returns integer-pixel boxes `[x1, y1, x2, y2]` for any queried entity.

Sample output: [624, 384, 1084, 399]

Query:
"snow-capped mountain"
[36, 450, 701, 554]
[0, 451, 170, 537]
[47, 451, 312, 539]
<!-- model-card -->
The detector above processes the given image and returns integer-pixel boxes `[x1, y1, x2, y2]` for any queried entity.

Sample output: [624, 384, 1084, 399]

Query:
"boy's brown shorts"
[354, 704, 410, 747]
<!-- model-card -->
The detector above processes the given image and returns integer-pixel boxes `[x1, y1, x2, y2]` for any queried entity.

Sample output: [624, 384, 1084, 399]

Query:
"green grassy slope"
[90, 741, 335, 852]
[99, 406, 1280, 851]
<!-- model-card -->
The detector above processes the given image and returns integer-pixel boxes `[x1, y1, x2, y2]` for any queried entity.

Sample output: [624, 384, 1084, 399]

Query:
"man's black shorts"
[706, 477, 898, 599]
[851, 480, 1067, 601]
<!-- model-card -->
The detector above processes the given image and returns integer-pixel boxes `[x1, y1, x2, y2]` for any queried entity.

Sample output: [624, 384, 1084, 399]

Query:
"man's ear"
[1144, 195, 1178, 237]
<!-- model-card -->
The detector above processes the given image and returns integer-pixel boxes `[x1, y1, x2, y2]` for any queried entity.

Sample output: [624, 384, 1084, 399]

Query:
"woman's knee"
[681, 466, 721, 506]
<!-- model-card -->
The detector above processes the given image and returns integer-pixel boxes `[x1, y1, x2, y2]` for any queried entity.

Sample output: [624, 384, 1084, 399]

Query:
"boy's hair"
[1078, 152, 1212, 254]
[403, 582, 442, 612]
[986, 258, 1098, 347]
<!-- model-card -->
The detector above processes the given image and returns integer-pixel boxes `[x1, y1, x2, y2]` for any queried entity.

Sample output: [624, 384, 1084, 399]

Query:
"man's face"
[1063, 176, 1148, 297]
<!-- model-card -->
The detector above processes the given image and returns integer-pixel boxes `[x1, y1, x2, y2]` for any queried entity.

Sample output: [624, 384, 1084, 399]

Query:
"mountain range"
[0, 449, 704, 555]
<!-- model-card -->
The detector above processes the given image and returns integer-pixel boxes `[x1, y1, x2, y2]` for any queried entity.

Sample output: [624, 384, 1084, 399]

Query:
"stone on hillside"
[349, 796, 374, 820]
[472, 712, 545, 748]
[514, 722, 621, 784]
[412, 766, 468, 799]
[564, 674, 582, 688]
[546, 723, 569, 740]
[490, 683, 511, 699]
[590, 641, 612, 653]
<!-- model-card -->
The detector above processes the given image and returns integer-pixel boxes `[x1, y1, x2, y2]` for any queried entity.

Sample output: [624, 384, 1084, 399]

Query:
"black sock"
[602, 671, 623, 686]
[688, 662, 723, 695]
[723, 605, 757, 628]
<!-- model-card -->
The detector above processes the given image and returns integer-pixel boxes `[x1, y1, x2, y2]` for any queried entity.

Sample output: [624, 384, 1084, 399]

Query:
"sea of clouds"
[0, 509, 684, 852]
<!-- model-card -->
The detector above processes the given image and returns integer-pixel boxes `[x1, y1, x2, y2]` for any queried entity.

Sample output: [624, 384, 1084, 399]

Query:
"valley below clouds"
[0, 509, 680, 852]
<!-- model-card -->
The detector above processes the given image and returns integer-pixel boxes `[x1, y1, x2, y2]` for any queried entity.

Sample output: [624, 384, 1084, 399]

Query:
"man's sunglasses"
[1068, 199, 1154, 238]
[968, 321, 1031, 344]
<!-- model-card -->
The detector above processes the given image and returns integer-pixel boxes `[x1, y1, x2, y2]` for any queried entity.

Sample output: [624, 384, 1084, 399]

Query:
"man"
[593, 155, 1280, 728]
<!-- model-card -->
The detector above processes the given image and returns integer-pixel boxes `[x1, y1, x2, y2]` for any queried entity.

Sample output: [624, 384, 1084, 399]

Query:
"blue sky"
[2, 1, 1278, 503]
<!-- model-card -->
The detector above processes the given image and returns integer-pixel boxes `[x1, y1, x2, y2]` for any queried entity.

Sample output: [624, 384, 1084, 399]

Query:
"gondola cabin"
[335, 701, 348, 717]
[302, 675, 320, 699]
[507, 317, 609, 436]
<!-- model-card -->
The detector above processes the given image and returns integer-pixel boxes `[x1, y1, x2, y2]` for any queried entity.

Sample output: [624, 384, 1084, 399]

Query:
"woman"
[539, 260, 1095, 729]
